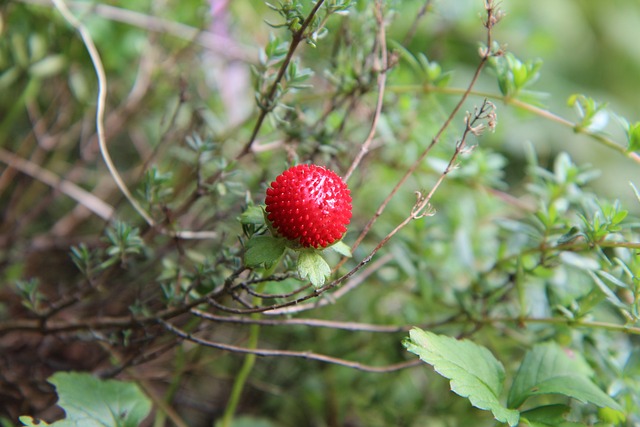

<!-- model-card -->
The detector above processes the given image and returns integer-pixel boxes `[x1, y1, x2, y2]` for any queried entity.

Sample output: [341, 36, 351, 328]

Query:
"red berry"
[265, 164, 352, 249]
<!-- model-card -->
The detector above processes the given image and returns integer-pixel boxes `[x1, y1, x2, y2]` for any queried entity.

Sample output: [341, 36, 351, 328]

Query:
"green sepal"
[244, 235, 286, 268]
[297, 250, 331, 288]
[239, 204, 266, 226]
[326, 240, 352, 257]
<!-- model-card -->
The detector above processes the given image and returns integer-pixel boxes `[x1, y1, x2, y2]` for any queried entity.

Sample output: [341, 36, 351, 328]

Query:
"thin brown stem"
[191, 310, 407, 333]
[159, 319, 420, 373]
[388, 84, 640, 165]
[344, 0, 388, 182]
[236, 0, 328, 159]
[346, 4, 502, 259]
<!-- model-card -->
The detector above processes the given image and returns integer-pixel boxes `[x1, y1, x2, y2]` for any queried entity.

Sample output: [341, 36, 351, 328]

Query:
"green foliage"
[15, 278, 44, 314]
[491, 52, 543, 99]
[20, 372, 151, 427]
[296, 250, 331, 288]
[568, 94, 609, 133]
[406, 331, 623, 426]
[102, 221, 145, 269]
[404, 328, 520, 426]
[395, 45, 451, 87]
[508, 343, 622, 411]
[619, 117, 640, 153]
[139, 166, 173, 207]
[520, 405, 583, 427]
[244, 235, 286, 268]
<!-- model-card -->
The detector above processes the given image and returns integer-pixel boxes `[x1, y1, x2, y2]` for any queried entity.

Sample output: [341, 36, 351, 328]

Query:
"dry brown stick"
[0, 148, 115, 220]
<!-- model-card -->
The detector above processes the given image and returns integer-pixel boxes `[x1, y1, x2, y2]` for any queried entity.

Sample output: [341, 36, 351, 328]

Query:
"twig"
[345, 1, 503, 260]
[401, 0, 434, 46]
[160, 319, 421, 373]
[191, 309, 407, 333]
[51, 0, 155, 225]
[264, 252, 394, 316]
[344, 0, 388, 182]
[344, 100, 496, 277]
[0, 148, 114, 220]
[235, 0, 328, 159]
[388, 85, 640, 165]
[47, 0, 222, 241]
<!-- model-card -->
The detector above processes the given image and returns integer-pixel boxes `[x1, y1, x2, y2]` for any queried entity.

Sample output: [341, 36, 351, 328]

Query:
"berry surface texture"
[265, 164, 352, 249]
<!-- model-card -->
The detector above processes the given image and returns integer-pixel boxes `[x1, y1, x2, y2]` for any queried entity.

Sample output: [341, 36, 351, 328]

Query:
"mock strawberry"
[265, 164, 352, 249]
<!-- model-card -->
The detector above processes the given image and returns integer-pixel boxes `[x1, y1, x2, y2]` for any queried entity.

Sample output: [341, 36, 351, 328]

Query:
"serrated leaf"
[404, 328, 520, 426]
[244, 235, 286, 268]
[297, 251, 331, 288]
[21, 371, 151, 427]
[508, 342, 622, 411]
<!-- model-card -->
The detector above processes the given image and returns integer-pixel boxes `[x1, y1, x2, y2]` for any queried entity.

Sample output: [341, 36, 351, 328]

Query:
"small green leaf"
[327, 240, 352, 257]
[297, 250, 331, 288]
[520, 405, 582, 427]
[557, 226, 581, 245]
[626, 122, 640, 152]
[21, 371, 151, 427]
[28, 54, 66, 78]
[508, 342, 622, 411]
[239, 205, 266, 226]
[630, 182, 640, 203]
[244, 235, 286, 268]
[598, 406, 627, 424]
[404, 328, 520, 426]
[559, 252, 599, 271]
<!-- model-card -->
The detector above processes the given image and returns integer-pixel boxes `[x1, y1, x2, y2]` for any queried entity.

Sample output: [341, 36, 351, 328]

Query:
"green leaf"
[28, 54, 66, 78]
[631, 182, 640, 203]
[557, 226, 581, 245]
[244, 235, 286, 268]
[297, 250, 331, 288]
[520, 405, 583, 427]
[508, 342, 622, 411]
[239, 205, 266, 226]
[20, 371, 151, 427]
[598, 406, 626, 424]
[403, 328, 520, 426]
[214, 415, 279, 427]
[626, 121, 640, 152]
[326, 240, 352, 257]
